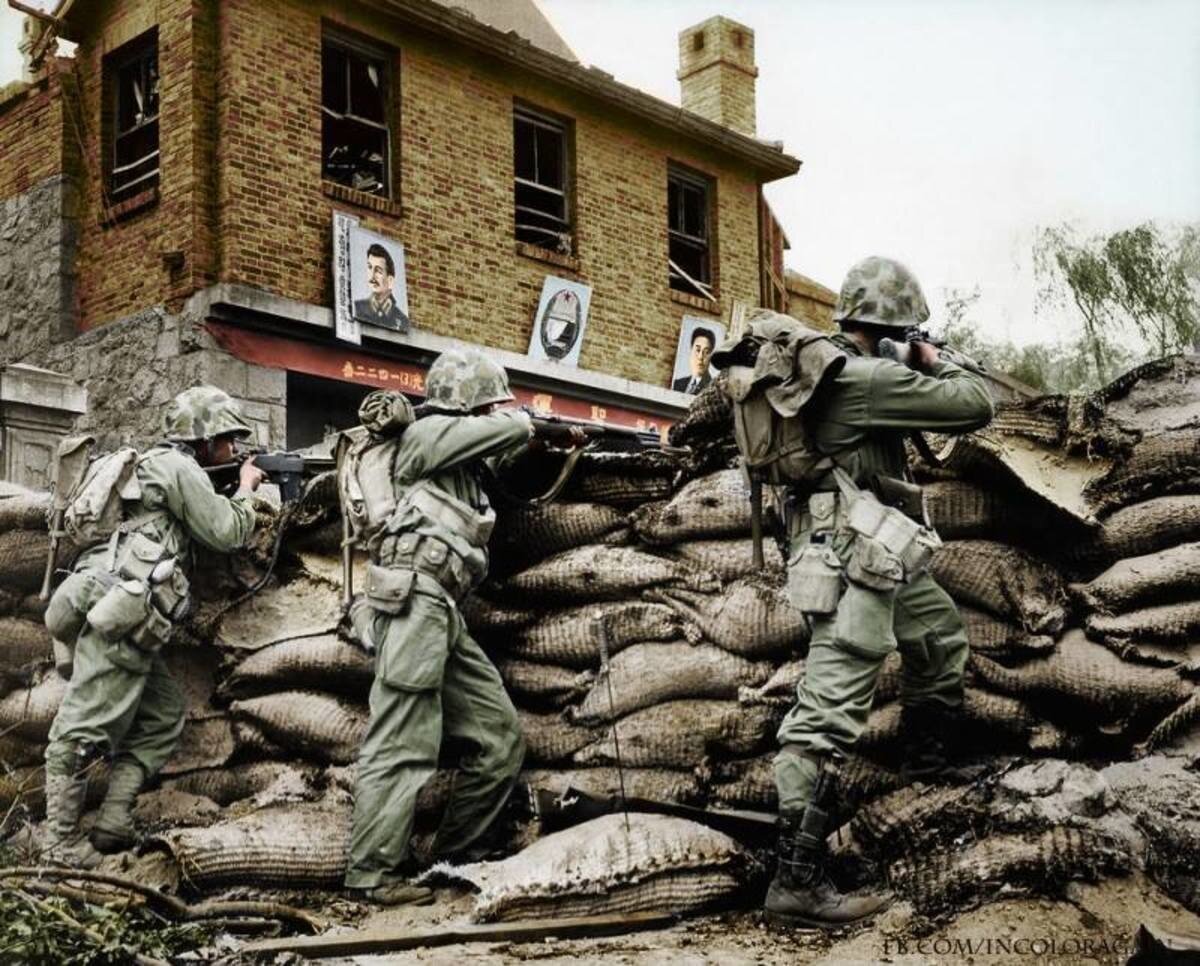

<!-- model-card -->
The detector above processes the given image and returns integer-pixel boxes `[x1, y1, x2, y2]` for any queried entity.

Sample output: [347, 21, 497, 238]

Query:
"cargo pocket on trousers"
[105, 639, 154, 676]
[378, 591, 451, 691]
[832, 582, 898, 660]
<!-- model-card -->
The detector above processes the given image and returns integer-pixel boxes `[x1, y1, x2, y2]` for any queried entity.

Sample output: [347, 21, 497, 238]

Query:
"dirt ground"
[267, 871, 1199, 966]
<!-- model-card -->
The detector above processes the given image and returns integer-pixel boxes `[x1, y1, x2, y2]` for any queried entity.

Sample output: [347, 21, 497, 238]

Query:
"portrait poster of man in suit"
[671, 317, 725, 394]
[350, 227, 411, 333]
[527, 276, 592, 367]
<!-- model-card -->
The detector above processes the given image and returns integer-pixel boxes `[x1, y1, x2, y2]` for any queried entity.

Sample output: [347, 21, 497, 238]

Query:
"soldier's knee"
[491, 721, 525, 778]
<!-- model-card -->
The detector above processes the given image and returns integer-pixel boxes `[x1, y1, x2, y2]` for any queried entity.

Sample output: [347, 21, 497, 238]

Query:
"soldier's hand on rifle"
[911, 340, 941, 372]
[238, 456, 267, 492]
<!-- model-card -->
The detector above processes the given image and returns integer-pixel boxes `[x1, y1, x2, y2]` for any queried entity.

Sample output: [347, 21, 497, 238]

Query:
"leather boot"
[899, 703, 970, 784]
[347, 882, 434, 906]
[765, 807, 891, 928]
[90, 759, 145, 854]
[42, 749, 103, 869]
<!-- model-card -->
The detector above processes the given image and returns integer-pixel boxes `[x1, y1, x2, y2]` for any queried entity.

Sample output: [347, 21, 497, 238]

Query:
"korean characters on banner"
[332, 213, 412, 342]
[671, 315, 725, 395]
[527, 276, 592, 367]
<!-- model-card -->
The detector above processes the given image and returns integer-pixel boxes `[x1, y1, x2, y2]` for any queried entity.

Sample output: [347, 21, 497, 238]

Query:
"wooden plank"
[244, 911, 678, 958]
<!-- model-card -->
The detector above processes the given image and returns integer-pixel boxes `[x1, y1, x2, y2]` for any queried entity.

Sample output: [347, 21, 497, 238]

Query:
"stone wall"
[0, 174, 79, 357]
[30, 303, 286, 451]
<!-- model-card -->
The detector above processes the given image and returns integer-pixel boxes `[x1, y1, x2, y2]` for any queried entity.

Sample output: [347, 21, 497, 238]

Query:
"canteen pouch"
[130, 603, 172, 652]
[365, 562, 416, 615]
[787, 541, 844, 615]
[86, 578, 152, 642]
[150, 561, 191, 622]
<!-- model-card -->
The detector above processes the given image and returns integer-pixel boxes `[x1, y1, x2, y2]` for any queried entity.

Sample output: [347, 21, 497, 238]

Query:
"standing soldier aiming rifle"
[341, 349, 586, 906]
[41, 386, 264, 867]
[714, 256, 994, 928]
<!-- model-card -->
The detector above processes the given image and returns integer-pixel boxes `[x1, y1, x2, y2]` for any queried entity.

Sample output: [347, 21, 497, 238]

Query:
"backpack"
[336, 390, 418, 550]
[713, 309, 848, 488]
[60, 445, 144, 547]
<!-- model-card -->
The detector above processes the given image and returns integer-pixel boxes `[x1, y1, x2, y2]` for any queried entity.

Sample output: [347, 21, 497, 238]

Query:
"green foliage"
[0, 888, 211, 965]
[1034, 220, 1199, 372]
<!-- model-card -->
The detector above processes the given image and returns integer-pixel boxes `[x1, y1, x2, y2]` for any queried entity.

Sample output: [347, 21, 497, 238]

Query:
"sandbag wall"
[0, 354, 1197, 900]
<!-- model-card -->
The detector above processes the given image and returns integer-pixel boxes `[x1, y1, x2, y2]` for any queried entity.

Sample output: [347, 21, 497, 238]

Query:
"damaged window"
[668, 165, 714, 299]
[110, 36, 159, 201]
[514, 105, 572, 253]
[322, 37, 391, 197]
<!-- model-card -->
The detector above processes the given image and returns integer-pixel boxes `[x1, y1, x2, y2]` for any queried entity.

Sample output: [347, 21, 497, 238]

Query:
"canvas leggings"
[45, 624, 185, 777]
[774, 571, 970, 812]
[345, 577, 525, 890]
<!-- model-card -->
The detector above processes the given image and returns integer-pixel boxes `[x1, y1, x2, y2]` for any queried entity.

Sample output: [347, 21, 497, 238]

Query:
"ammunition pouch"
[839, 471, 940, 589]
[86, 531, 188, 653]
[376, 532, 472, 602]
[364, 561, 417, 615]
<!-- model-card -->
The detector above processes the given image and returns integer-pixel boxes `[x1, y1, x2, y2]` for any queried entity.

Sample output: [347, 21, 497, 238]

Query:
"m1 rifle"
[878, 327, 988, 378]
[204, 446, 334, 502]
[525, 411, 663, 452]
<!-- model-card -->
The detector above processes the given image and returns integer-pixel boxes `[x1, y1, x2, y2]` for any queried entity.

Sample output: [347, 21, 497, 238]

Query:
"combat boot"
[42, 750, 103, 869]
[347, 882, 434, 906]
[899, 703, 971, 784]
[765, 807, 891, 928]
[90, 759, 145, 853]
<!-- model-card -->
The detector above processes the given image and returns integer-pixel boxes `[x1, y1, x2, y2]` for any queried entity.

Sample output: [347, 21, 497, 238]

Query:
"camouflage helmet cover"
[834, 256, 930, 329]
[163, 385, 253, 442]
[424, 349, 514, 413]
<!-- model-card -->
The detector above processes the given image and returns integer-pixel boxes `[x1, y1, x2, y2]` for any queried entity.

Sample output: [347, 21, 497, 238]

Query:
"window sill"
[515, 241, 580, 273]
[322, 180, 402, 217]
[670, 288, 719, 314]
[102, 185, 159, 227]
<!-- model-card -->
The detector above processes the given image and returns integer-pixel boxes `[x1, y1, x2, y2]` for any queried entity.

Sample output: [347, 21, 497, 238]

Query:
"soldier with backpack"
[40, 385, 264, 868]
[713, 256, 994, 929]
[338, 349, 586, 906]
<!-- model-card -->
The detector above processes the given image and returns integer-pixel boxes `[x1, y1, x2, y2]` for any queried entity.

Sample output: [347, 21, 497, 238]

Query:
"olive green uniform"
[345, 409, 531, 891]
[46, 443, 257, 779]
[775, 335, 994, 811]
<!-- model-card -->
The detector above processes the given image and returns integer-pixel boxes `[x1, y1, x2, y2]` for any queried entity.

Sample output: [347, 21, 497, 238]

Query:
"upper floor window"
[668, 164, 714, 299]
[514, 104, 572, 253]
[322, 34, 391, 197]
[109, 33, 159, 202]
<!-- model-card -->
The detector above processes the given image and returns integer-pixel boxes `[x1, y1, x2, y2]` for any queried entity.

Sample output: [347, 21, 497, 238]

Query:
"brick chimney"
[677, 16, 758, 137]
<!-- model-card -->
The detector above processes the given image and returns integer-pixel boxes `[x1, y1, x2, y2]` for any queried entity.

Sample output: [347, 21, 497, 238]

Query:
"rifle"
[204, 446, 334, 502]
[526, 412, 663, 452]
[40, 435, 96, 601]
[878, 327, 989, 378]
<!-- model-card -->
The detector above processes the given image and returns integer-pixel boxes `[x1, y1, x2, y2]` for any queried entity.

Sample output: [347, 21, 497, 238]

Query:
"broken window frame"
[108, 32, 160, 202]
[668, 164, 715, 300]
[321, 31, 393, 199]
[513, 103, 573, 254]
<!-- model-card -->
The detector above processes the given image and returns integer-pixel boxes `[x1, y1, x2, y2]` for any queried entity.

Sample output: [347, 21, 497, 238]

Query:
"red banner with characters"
[206, 322, 674, 439]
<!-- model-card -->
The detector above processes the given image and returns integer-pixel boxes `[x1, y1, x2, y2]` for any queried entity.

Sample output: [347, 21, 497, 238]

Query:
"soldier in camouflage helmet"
[344, 348, 584, 906]
[764, 257, 994, 927]
[41, 385, 264, 868]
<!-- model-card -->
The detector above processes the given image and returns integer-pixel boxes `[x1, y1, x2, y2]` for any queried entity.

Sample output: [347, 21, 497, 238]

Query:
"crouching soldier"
[343, 349, 583, 905]
[41, 386, 264, 867]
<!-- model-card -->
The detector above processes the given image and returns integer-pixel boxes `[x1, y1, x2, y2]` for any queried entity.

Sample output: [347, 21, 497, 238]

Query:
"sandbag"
[221, 634, 374, 699]
[229, 691, 367, 765]
[930, 540, 1067, 634]
[0, 529, 54, 593]
[631, 469, 751, 545]
[1085, 430, 1200, 514]
[957, 605, 1055, 660]
[517, 709, 600, 765]
[421, 813, 750, 923]
[664, 537, 784, 582]
[490, 502, 628, 569]
[160, 715, 237, 776]
[495, 660, 593, 710]
[0, 617, 53, 675]
[499, 600, 688, 670]
[1073, 541, 1200, 614]
[493, 545, 718, 605]
[1087, 600, 1200, 647]
[522, 767, 705, 806]
[569, 642, 772, 724]
[0, 669, 66, 741]
[162, 761, 321, 807]
[1080, 495, 1200, 563]
[650, 574, 808, 658]
[738, 658, 805, 707]
[0, 489, 50, 530]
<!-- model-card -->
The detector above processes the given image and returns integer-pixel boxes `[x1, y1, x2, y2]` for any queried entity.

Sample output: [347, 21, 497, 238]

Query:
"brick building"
[0, 1, 801, 454]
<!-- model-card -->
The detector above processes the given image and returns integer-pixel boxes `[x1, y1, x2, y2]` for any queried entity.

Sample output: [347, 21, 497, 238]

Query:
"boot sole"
[764, 904, 889, 930]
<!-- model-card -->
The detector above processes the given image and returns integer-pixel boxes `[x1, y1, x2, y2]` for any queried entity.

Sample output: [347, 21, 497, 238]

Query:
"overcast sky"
[3, 1, 1198, 345]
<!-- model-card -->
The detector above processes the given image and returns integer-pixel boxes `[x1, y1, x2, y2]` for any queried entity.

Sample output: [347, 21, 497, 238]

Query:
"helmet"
[163, 385, 253, 442]
[424, 349, 514, 413]
[833, 256, 930, 329]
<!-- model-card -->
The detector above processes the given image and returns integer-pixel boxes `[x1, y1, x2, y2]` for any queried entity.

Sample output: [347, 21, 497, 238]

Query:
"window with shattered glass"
[110, 35, 159, 201]
[322, 37, 391, 197]
[514, 105, 572, 253]
[668, 165, 714, 299]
